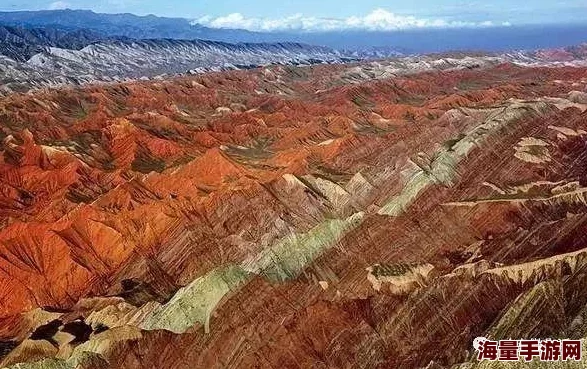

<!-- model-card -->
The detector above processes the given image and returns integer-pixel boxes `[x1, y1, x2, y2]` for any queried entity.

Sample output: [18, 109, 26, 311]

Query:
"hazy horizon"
[1, 1, 586, 33]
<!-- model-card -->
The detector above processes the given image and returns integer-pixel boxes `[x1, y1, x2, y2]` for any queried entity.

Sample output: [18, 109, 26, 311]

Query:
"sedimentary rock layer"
[1, 54, 587, 368]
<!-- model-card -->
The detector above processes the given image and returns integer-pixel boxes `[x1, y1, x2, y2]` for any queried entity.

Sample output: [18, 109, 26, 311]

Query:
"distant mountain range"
[0, 28, 585, 96]
[0, 25, 114, 61]
[0, 9, 270, 42]
[0, 9, 586, 95]
[1, 9, 587, 53]
[0, 35, 354, 94]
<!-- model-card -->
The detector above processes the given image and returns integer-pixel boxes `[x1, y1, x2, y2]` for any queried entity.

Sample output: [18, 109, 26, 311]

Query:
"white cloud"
[193, 8, 510, 32]
[48, 1, 70, 10]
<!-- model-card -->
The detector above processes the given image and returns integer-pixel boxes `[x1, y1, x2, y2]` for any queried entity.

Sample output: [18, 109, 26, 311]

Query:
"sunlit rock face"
[0, 37, 349, 95]
[1, 49, 587, 369]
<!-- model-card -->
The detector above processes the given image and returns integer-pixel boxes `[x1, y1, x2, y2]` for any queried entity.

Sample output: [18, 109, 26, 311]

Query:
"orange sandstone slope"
[0, 60, 587, 368]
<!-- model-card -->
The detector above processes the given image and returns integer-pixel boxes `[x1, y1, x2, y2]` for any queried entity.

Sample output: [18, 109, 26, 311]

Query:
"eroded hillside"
[0, 55, 587, 368]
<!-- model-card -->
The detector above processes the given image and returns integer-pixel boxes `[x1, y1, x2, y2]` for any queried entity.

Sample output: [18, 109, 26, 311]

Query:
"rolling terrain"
[0, 48, 587, 369]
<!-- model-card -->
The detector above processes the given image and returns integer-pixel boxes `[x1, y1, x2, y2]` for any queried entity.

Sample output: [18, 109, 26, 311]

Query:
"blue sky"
[1, 1, 586, 31]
